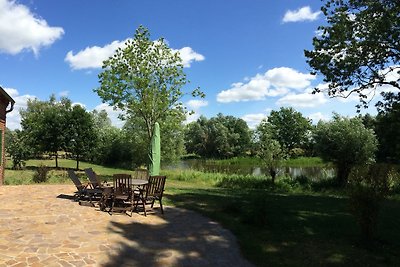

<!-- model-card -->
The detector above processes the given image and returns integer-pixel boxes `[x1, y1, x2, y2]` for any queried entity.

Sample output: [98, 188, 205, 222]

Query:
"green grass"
[193, 156, 329, 168]
[164, 183, 400, 266]
[4, 159, 400, 266]
[4, 158, 130, 185]
[282, 156, 328, 167]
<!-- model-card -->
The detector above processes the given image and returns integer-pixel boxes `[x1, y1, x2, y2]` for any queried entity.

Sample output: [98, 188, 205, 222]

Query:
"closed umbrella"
[149, 122, 160, 176]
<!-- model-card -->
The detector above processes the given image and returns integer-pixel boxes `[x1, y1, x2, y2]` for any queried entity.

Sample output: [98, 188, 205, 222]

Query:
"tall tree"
[20, 96, 71, 168]
[91, 109, 112, 129]
[305, 0, 400, 108]
[67, 105, 97, 170]
[184, 116, 209, 157]
[184, 114, 251, 158]
[95, 25, 203, 145]
[314, 114, 378, 186]
[6, 129, 32, 170]
[123, 112, 185, 164]
[375, 92, 400, 163]
[256, 120, 284, 184]
[267, 107, 312, 155]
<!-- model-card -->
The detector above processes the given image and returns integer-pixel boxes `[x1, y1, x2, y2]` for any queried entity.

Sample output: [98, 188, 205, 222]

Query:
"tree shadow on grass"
[102, 207, 253, 267]
[165, 189, 400, 267]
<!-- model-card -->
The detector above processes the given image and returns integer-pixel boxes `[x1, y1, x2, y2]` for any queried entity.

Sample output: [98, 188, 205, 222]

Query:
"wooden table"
[98, 179, 149, 213]
[130, 179, 148, 186]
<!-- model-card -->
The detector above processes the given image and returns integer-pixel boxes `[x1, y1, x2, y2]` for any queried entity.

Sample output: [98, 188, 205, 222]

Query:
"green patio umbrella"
[149, 122, 161, 176]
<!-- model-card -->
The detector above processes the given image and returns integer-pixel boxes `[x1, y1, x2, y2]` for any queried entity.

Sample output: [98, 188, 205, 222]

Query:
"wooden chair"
[133, 168, 149, 180]
[85, 168, 108, 189]
[137, 175, 166, 216]
[67, 169, 102, 205]
[110, 174, 135, 216]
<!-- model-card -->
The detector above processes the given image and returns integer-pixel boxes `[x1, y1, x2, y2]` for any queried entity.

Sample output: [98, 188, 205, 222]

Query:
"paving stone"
[0, 184, 253, 267]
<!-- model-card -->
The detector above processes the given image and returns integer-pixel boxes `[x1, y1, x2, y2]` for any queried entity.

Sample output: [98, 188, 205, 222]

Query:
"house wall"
[0, 118, 4, 185]
[0, 94, 9, 185]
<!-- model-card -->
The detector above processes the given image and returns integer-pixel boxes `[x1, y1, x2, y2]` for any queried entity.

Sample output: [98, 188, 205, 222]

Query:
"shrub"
[314, 115, 378, 186]
[32, 165, 49, 183]
[348, 164, 392, 242]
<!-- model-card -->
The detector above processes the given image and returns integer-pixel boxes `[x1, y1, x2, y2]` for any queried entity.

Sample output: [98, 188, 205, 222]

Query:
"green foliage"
[124, 112, 186, 163]
[314, 114, 378, 186]
[95, 25, 202, 144]
[95, 25, 200, 167]
[32, 165, 49, 183]
[91, 126, 136, 168]
[255, 121, 284, 183]
[184, 114, 251, 158]
[20, 95, 72, 167]
[67, 105, 97, 169]
[6, 129, 31, 169]
[305, 0, 400, 108]
[348, 164, 393, 242]
[375, 93, 400, 163]
[267, 107, 312, 154]
[91, 109, 112, 129]
[20, 95, 99, 169]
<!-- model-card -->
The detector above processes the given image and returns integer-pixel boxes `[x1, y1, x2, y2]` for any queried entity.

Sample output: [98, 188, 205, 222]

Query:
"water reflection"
[164, 160, 336, 180]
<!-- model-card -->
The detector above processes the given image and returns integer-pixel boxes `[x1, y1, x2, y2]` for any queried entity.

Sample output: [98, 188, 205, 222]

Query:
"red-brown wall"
[0, 93, 9, 185]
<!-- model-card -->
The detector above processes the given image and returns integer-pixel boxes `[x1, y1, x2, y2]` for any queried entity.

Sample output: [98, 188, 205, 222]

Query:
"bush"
[32, 165, 49, 183]
[348, 164, 392, 242]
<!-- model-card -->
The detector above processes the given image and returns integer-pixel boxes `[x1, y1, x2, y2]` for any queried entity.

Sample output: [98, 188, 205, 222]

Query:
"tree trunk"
[337, 164, 352, 187]
[269, 167, 276, 184]
[76, 155, 80, 170]
[55, 153, 59, 168]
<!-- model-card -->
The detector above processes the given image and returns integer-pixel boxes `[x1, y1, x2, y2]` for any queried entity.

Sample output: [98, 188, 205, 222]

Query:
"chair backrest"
[145, 176, 166, 199]
[113, 174, 132, 196]
[85, 168, 101, 188]
[67, 169, 84, 191]
[134, 168, 149, 180]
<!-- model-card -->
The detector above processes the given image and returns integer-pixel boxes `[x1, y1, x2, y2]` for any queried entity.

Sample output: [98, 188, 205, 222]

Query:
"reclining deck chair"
[67, 169, 102, 205]
[85, 168, 108, 189]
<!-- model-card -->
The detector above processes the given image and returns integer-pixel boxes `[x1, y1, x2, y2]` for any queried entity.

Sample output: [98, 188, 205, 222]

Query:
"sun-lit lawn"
[4, 158, 130, 184]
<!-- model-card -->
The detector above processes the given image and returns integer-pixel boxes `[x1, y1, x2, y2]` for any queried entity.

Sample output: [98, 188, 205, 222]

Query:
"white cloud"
[276, 88, 328, 108]
[185, 113, 201, 125]
[65, 39, 204, 70]
[265, 67, 315, 89]
[216, 67, 314, 103]
[186, 99, 208, 110]
[241, 113, 267, 129]
[307, 112, 330, 124]
[174, 47, 205, 67]
[217, 75, 271, 103]
[93, 103, 125, 128]
[0, 0, 64, 55]
[185, 99, 208, 124]
[65, 40, 127, 70]
[3, 87, 36, 130]
[282, 6, 321, 23]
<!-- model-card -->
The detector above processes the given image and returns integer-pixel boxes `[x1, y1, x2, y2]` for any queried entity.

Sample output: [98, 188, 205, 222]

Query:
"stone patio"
[0, 185, 253, 267]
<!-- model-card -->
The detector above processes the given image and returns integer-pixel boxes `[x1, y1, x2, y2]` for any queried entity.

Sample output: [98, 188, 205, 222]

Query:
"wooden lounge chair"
[84, 168, 108, 189]
[110, 174, 135, 216]
[137, 175, 166, 216]
[67, 169, 102, 205]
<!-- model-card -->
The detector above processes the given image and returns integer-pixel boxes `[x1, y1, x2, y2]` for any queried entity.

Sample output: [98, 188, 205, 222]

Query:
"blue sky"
[0, 0, 386, 130]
